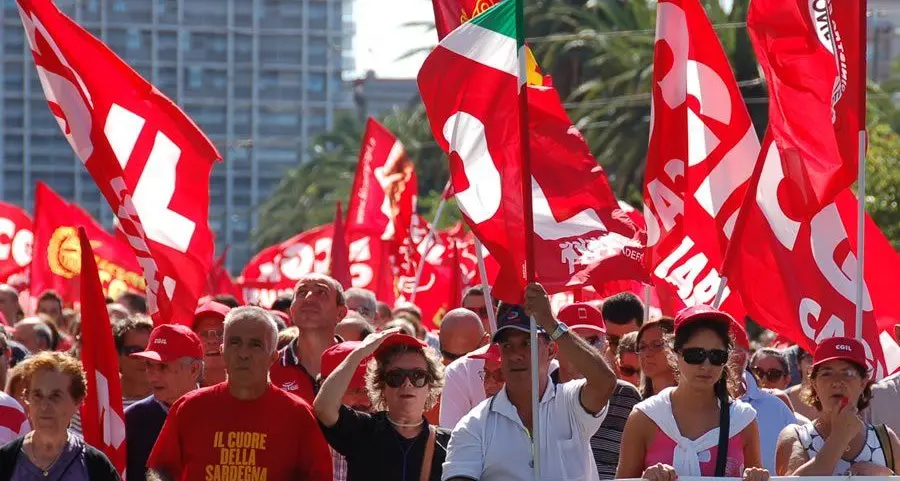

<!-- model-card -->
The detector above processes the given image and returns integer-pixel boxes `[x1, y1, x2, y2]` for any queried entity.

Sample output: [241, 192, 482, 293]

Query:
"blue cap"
[492, 304, 546, 343]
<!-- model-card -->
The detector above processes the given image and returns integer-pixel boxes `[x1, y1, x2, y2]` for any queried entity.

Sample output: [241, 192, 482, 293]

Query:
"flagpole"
[410, 181, 452, 303]
[643, 284, 651, 324]
[474, 238, 498, 332]
[513, 2, 540, 480]
[713, 277, 727, 309]
[854, 0, 867, 341]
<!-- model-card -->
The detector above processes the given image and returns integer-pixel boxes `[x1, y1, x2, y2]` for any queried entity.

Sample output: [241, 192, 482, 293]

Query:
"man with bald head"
[12, 317, 53, 353]
[269, 273, 347, 402]
[0, 285, 22, 326]
[438, 308, 487, 365]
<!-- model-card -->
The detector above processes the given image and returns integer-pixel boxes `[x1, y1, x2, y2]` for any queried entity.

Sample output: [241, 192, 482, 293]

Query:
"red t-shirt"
[147, 382, 332, 481]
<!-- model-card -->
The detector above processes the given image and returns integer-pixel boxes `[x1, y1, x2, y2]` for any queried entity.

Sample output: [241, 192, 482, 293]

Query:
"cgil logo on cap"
[836, 344, 852, 352]
[154, 338, 168, 345]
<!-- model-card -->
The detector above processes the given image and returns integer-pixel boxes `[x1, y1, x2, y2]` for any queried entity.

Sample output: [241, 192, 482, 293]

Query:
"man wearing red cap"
[270, 273, 347, 402]
[125, 324, 204, 480]
[553, 302, 642, 480]
[192, 301, 231, 386]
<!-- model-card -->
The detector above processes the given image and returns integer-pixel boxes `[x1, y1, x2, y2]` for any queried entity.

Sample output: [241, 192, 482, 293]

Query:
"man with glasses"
[555, 302, 641, 480]
[112, 315, 153, 406]
[191, 301, 232, 387]
[438, 308, 487, 365]
[461, 286, 497, 332]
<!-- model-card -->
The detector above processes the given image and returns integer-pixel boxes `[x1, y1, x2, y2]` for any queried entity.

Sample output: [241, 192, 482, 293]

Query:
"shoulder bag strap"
[875, 424, 895, 473]
[419, 425, 437, 481]
[714, 399, 731, 477]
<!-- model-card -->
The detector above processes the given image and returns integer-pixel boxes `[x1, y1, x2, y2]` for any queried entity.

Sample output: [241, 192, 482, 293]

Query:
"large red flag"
[240, 225, 393, 307]
[330, 202, 352, 289]
[744, 0, 860, 216]
[729, 136, 900, 378]
[642, 0, 759, 319]
[17, 0, 219, 324]
[30, 182, 145, 303]
[345, 118, 417, 247]
[77, 226, 127, 476]
[0, 202, 33, 288]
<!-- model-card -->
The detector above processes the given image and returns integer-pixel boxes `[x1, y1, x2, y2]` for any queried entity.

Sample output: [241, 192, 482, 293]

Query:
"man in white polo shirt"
[443, 283, 617, 481]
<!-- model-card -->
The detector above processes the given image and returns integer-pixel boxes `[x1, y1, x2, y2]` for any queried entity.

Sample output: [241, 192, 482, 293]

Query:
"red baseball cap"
[130, 324, 204, 363]
[674, 305, 735, 334]
[192, 301, 231, 328]
[321, 341, 369, 390]
[557, 302, 606, 335]
[813, 337, 868, 370]
[374, 333, 428, 356]
[732, 321, 750, 350]
[468, 343, 500, 363]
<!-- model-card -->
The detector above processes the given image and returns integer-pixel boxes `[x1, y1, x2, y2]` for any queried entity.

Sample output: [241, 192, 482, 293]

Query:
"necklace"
[27, 432, 66, 477]
[387, 415, 425, 428]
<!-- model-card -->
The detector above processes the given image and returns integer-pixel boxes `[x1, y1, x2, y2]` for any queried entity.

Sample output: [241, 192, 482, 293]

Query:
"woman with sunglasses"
[750, 348, 791, 391]
[775, 337, 900, 476]
[314, 328, 449, 481]
[635, 318, 677, 399]
[617, 306, 769, 481]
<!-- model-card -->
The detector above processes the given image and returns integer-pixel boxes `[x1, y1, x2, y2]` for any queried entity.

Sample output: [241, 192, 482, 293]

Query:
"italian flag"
[417, 0, 533, 301]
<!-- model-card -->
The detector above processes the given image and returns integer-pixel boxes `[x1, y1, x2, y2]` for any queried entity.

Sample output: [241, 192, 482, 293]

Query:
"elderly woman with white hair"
[147, 306, 332, 481]
[314, 329, 449, 481]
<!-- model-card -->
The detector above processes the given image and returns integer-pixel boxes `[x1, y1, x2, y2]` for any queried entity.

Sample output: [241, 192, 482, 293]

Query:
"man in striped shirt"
[554, 302, 641, 480]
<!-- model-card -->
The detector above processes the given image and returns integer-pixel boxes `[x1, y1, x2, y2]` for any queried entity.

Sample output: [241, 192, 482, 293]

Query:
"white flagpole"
[643, 284, 652, 324]
[713, 277, 728, 309]
[855, 131, 866, 340]
[474, 238, 498, 332]
[409, 191, 450, 304]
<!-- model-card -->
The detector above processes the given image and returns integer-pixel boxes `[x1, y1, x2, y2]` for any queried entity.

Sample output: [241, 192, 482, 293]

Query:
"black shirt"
[124, 396, 168, 481]
[319, 406, 451, 481]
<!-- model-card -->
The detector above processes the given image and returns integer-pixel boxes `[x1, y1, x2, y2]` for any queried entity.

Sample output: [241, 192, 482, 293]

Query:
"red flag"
[30, 182, 145, 303]
[17, 0, 219, 324]
[330, 202, 352, 289]
[0, 202, 33, 285]
[77, 226, 127, 476]
[643, 0, 758, 320]
[240, 225, 393, 307]
[205, 247, 244, 304]
[744, 0, 859, 216]
[729, 136, 900, 377]
[346, 118, 417, 245]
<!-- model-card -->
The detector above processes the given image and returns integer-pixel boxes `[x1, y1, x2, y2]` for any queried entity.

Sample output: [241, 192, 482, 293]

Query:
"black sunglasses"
[679, 347, 729, 366]
[384, 368, 430, 388]
[619, 365, 640, 377]
[752, 366, 786, 382]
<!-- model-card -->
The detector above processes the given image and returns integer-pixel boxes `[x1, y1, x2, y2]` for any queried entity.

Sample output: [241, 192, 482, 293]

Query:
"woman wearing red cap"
[775, 336, 900, 475]
[617, 305, 769, 481]
[314, 328, 450, 481]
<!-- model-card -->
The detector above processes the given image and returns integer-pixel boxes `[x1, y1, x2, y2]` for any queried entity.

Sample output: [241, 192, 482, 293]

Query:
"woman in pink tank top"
[616, 305, 770, 481]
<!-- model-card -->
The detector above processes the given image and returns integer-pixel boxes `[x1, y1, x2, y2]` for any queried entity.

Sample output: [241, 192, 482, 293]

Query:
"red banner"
[346, 118, 417, 248]
[330, 202, 352, 289]
[730, 136, 900, 377]
[240, 225, 393, 307]
[0, 202, 33, 286]
[18, 0, 219, 324]
[30, 182, 145, 303]
[77, 226, 127, 476]
[643, 0, 758, 320]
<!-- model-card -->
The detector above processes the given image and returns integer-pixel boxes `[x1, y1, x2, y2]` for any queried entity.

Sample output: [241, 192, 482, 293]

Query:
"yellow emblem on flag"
[48, 226, 81, 278]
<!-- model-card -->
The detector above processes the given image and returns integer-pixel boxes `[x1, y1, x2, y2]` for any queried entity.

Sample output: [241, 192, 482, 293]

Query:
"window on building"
[156, 0, 178, 24]
[183, 102, 227, 136]
[262, 0, 303, 29]
[3, 64, 24, 91]
[307, 72, 326, 93]
[235, 34, 253, 64]
[3, 99, 23, 129]
[184, 32, 227, 64]
[260, 34, 302, 66]
[3, 29, 24, 56]
[184, 1, 226, 26]
[157, 31, 179, 59]
[157, 66, 178, 97]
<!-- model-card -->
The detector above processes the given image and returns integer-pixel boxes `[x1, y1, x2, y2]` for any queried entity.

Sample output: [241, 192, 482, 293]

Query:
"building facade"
[0, 0, 353, 272]
[870, 0, 900, 84]
[349, 71, 420, 121]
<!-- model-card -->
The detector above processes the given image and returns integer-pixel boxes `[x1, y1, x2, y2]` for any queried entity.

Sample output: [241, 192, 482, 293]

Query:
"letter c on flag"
[442, 111, 502, 224]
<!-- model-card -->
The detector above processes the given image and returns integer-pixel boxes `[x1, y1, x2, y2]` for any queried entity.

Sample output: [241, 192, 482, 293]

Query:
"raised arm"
[524, 283, 616, 413]
[313, 328, 400, 426]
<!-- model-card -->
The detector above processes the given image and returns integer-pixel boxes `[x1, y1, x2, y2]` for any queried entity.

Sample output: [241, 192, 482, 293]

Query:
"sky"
[352, 0, 435, 79]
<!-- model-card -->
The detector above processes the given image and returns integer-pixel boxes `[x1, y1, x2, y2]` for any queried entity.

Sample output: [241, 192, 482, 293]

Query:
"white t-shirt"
[442, 378, 607, 481]
[439, 356, 486, 430]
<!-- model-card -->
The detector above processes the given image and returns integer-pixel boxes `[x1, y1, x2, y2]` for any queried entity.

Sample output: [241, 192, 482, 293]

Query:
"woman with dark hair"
[314, 328, 449, 481]
[750, 348, 791, 391]
[775, 337, 900, 476]
[635, 318, 677, 399]
[617, 306, 769, 481]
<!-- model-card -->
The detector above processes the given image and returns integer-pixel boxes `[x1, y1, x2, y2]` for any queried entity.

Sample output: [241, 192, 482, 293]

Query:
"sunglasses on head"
[384, 368, 430, 388]
[679, 347, 729, 366]
[752, 366, 786, 382]
[619, 365, 640, 377]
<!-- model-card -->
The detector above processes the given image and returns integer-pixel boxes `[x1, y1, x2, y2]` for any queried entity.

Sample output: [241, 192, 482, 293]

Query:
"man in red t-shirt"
[270, 274, 347, 402]
[147, 306, 332, 481]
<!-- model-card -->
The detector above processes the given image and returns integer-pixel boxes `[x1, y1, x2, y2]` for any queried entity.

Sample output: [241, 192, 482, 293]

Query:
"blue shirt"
[741, 372, 795, 472]
[124, 396, 168, 481]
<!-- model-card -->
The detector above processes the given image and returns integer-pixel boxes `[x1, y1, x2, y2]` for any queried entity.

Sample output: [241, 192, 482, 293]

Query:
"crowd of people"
[0, 275, 899, 480]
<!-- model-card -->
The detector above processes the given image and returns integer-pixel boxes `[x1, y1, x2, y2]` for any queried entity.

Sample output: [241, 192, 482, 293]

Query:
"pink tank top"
[644, 428, 745, 477]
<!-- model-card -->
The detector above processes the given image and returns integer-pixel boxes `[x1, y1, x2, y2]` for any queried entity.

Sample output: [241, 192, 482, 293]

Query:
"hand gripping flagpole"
[410, 180, 452, 303]
[474, 238, 498, 333]
[513, 2, 540, 479]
